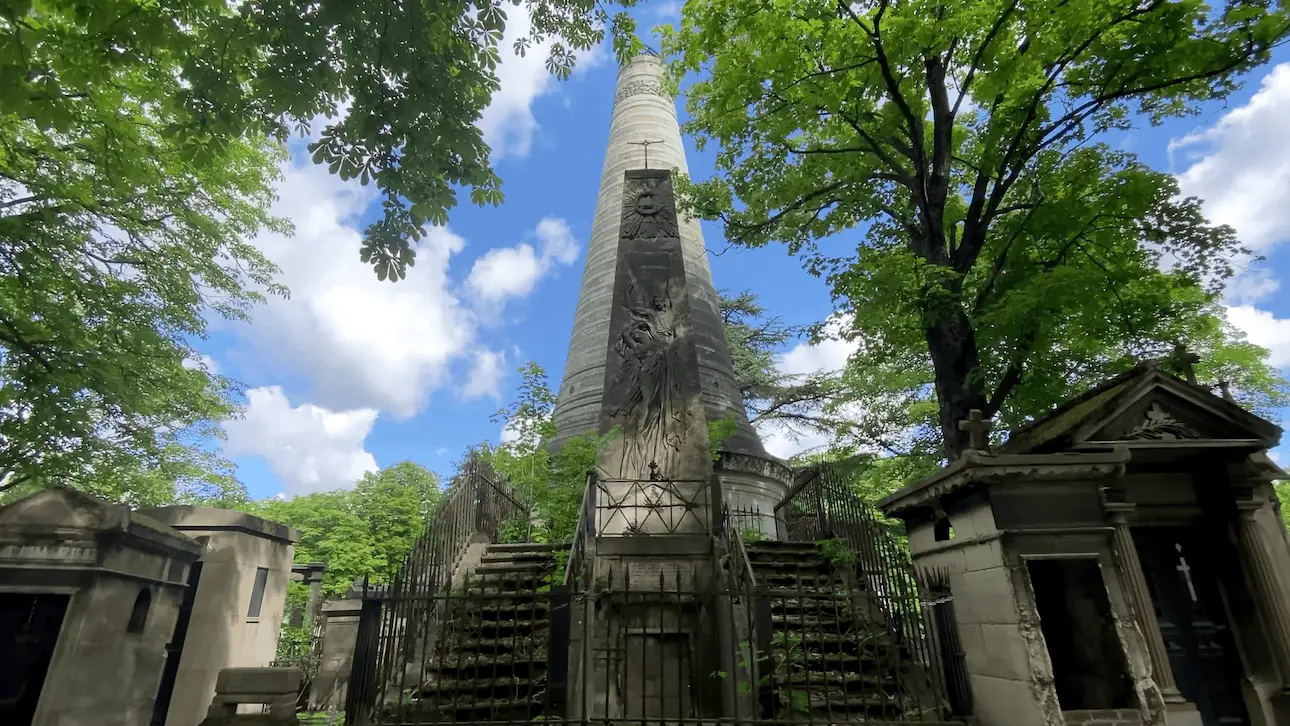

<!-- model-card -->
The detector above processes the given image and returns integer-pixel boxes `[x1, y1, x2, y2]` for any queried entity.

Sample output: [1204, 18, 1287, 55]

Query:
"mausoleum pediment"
[999, 363, 1281, 454]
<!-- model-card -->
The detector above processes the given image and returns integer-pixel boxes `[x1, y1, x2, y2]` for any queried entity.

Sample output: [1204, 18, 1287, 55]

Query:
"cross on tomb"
[628, 139, 666, 169]
[1174, 542, 1199, 603]
[958, 409, 992, 452]
[648, 460, 663, 481]
[1168, 343, 1200, 385]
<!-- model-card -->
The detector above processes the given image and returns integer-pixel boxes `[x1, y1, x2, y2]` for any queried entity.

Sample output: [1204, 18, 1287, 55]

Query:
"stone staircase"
[408, 542, 566, 723]
[743, 540, 938, 722]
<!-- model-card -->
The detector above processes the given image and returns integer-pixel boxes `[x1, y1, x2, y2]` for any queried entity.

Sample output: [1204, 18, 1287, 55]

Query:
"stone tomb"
[880, 362, 1290, 726]
[0, 488, 203, 726]
[139, 506, 299, 726]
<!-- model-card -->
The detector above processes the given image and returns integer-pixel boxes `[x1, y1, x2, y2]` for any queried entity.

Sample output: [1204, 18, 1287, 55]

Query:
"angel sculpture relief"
[608, 267, 688, 480]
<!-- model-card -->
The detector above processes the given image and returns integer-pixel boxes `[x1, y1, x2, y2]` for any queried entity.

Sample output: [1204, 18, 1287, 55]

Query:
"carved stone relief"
[605, 263, 690, 479]
[620, 176, 679, 239]
[1122, 402, 1199, 441]
[614, 79, 674, 107]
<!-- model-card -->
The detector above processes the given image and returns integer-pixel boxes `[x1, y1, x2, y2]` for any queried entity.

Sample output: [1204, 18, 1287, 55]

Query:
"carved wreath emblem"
[1123, 402, 1199, 441]
[621, 177, 678, 239]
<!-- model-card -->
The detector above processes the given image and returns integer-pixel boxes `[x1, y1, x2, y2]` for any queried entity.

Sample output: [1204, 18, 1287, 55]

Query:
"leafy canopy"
[664, 0, 1289, 457]
[251, 461, 444, 595]
[478, 362, 610, 544]
[5, 0, 643, 282]
[0, 0, 640, 501]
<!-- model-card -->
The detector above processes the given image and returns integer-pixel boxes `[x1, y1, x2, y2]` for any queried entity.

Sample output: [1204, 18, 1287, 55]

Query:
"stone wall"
[141, 506, 298, 726]
[0, 488, 202, 726]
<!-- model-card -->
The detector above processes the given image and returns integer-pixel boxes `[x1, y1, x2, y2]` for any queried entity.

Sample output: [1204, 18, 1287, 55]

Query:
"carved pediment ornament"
[621, 176, 679, 239]
[1122, 402, 1200, 441]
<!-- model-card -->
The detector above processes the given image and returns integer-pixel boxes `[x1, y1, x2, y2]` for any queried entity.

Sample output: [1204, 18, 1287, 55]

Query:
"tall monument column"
[552, 50, 790, 527]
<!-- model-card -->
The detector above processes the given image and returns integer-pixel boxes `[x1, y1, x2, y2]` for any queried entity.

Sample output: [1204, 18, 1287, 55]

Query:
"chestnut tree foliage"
[664, 0, 1290, 459]
[0, 0, 636, 499]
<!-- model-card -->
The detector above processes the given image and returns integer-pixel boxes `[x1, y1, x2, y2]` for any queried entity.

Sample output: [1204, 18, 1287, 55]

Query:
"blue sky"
[197, 9, 1290, 499]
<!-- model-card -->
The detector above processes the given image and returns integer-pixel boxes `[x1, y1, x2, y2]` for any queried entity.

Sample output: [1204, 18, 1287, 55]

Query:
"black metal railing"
[593, 474, 714, 536]
[774, 461, 972, 720]
[345, 455, 530, 725]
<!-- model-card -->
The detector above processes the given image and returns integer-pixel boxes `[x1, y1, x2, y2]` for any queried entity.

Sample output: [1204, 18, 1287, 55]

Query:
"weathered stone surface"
[200, 666, 301, 726]
[141, 505, 299, 726]
[550, 51, 766, 459]
[0, 487, 202, 726]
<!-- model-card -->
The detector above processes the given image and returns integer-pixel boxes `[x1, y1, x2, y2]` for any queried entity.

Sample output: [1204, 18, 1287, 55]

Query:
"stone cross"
[958, 409, 992, 452]
[628, 139, 665, 169]
[1168, 343, 1200, 385]
[1218, 380, 1235, 403]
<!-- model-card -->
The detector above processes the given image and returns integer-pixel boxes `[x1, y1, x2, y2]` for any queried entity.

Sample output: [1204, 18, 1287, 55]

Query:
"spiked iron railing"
[345, 455, 530, 723]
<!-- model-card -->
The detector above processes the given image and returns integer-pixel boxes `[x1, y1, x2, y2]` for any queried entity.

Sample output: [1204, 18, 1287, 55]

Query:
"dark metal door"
[0, 593, 70, 726]
[151, 561, 203, 726]
[1136, 528, 1250, 726]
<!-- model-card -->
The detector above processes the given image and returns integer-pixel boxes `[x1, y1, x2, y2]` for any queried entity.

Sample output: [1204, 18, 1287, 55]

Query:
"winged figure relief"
[609, 266, 688, 479]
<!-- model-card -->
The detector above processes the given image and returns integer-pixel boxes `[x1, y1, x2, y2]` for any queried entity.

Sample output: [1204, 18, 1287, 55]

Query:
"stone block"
[215, 666, 302, 695]
[979, 622, 1034, 681]
[957, 622, 988, 675]
[969, 673, 1051, 726]
[1063, 708, 1144, 725]
[963, 538, 1005, 573]
[957, 566, 1019, 625]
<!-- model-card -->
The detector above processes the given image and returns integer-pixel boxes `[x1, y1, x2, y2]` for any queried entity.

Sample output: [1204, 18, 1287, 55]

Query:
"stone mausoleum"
[881, 362, 1290, 726]
[0, 490, 298, 726]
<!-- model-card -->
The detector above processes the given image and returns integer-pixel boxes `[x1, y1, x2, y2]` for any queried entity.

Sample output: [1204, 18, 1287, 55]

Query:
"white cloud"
[479, 7, 606, 159]
[224, 386, 379, 496]
[463, 348, 507, 400]
[756, 316, 860, 460]
[1172, 63, 1290, 253]
[465, 216, 581, 304]
[182, 354, 221, 376]
[240, 156, 477, 417]
[1226, 305, 1290, 368]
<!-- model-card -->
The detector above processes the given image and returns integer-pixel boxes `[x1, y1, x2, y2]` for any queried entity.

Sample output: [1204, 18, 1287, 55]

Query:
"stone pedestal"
[199, 667, 301, 726]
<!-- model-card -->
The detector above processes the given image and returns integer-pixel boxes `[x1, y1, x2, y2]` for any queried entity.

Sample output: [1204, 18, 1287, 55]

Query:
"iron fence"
[593, 473, 716, 536]
[774, 462, 972, 720]
[344, 454, 529, 723]
[345, 560, 964, 726]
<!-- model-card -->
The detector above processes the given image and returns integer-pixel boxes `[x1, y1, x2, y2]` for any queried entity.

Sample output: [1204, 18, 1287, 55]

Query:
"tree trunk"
[924, 309, 989, 461]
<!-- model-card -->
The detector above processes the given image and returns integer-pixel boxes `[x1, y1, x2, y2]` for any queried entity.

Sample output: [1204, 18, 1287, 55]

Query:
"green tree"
[352, 462, 443, 582]
[248, 460, 442, 594]
[1, 0, 645, 502]
[257, 490, 379, 596]
[719, 290, 847, 456]
[479, 362, 610, 543]
[4, 0, 644, 281]
[664, 0, 1290, 460]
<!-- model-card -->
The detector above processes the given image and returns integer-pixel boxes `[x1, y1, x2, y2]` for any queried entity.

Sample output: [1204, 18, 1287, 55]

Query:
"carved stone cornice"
[614, 78, 675, 109]
[714, 450, 793, 485]
[878, 449, 1131, 517]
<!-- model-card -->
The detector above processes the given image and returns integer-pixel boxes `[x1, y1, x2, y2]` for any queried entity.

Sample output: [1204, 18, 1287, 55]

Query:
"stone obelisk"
[551, 50, 790, 525]
[551, 50, 764, 457]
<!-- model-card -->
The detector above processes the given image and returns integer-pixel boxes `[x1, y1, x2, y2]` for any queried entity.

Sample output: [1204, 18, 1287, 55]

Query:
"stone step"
[486, 542, 567, 554]
[440, 634, 549, 653]
[479, 551, 558, 565]
[473, 561, 555, 574]
[455, 600, 551, 618]
[424, 652, 548, 674]
[419, 673, 546, 698]
[745, 540, 821, 553]
[396, 697, 547, 723]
